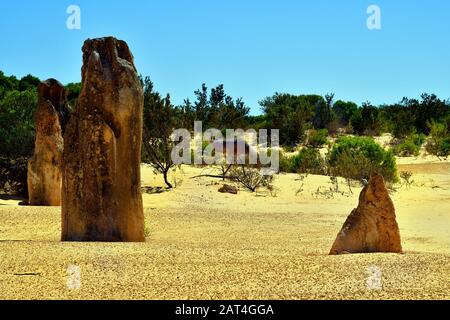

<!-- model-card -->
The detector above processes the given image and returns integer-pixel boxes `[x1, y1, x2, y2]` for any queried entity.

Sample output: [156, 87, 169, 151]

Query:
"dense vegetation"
[280, 136, 398, 183]
[0, 71, 40, 195]
[1, 69, 449, 194]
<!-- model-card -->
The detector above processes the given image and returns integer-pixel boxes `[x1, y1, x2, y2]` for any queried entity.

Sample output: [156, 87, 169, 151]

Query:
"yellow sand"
[0, 158, 449, 300]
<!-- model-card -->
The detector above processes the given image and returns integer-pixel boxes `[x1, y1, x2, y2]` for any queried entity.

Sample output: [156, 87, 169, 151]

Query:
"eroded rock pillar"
[28, 79, 67, 206]
[62, 37, 145, 242]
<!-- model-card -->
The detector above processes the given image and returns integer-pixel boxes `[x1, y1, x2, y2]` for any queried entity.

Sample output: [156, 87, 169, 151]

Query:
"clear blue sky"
[1, 0, 449, 114]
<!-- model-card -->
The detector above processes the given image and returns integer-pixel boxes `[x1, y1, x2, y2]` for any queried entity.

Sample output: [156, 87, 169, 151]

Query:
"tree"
[0, 71, 19, 99]
[260, 93, 315, 146]
[350, 102, 385, 136]
[141, 77, 177, 188]
[0, 89, 38, 158]
[194, 83, 209, 126]
[380, 100, 415, 139]
[187, 83, 250, 130]
[18, 74, 40, 92]
[378, 94, 450, 137]
[0, 88, 38, 195]
[332, 100, 358, 127]
[312, 93, 335, 129]
[66, 82, 82, 107]
[413, 94, 449, 135]
[0, 71, 41, 195]
[245, 114, 267, 130]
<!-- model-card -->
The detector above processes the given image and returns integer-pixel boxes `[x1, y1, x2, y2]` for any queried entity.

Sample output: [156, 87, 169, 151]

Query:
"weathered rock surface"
[62, 37, 145, 242]
[218, 184, 238, 195]
[27, 79, 68, 206]
[329, 173, 402, 255]
[37, 79, 72, 133]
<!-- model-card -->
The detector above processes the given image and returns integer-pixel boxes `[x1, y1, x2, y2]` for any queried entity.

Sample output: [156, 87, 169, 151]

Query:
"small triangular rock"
[218, 184, 238, 195]
[329, 173, 402, 255]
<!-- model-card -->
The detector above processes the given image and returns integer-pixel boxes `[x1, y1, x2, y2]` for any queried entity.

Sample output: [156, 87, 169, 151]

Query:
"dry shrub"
[229, 166, 273, 192]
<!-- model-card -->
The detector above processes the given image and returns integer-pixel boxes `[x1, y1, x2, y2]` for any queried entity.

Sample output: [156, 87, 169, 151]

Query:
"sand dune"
[0, 158, 449, 300]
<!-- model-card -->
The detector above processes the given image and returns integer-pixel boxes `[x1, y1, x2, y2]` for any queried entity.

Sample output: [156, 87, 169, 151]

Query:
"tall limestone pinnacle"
[62, 37, 145, 242]
[28, 79, 69, 206]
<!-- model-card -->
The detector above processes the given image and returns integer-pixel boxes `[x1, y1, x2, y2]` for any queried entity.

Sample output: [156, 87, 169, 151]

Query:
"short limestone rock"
[329, 173, 402, 255]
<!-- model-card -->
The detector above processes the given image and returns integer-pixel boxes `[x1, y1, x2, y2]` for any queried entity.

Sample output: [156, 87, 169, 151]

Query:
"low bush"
[392, 133, 425, 157]
[307, 129, 328, 148]
[279, 148, 326, 175]
[281, 144, 297, 153]
[229, 166, 273, 192]
[296, 147, 326, 175]
[400, 171, 414, 189]
[427, 137, 450, 157]
[279, 152, 296, 173]
[328, 136, 398, 183]
[426, 121, 450, 157]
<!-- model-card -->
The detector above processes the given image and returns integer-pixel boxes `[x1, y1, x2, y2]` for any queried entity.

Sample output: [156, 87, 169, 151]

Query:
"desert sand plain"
[0, 142, 449, 300]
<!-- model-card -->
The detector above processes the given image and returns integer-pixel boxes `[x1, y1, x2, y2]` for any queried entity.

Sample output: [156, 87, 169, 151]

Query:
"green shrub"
[0, 89, 37, 159]
[393, 133, 425, 157]
[279, 148, 326, 175]
[426, 121, 450, 157]
[410, 132, 426, 146]
[279, 152, 296, 173]
[307, 129, 328, 148]
[328, 136, 398, 183]
[295, 147, 326, 175]
[0, 89, 37, 196]
[282, 144, 297, 153]
[393, 140, 420, 157]
[279, 152, 291, 173]
[427, 137, 450, 157]
[439, 138, 450, 156]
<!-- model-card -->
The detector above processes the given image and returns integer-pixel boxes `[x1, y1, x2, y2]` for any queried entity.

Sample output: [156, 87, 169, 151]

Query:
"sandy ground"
[0, 155, 449, 300]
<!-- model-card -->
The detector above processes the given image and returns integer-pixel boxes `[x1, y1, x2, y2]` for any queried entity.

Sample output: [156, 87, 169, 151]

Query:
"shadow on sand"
[141, 186, 169, 194]
[0, 194, 27, 205]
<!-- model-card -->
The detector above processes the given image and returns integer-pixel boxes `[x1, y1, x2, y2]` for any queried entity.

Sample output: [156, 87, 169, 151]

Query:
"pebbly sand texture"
[0, 155, 449, 299]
